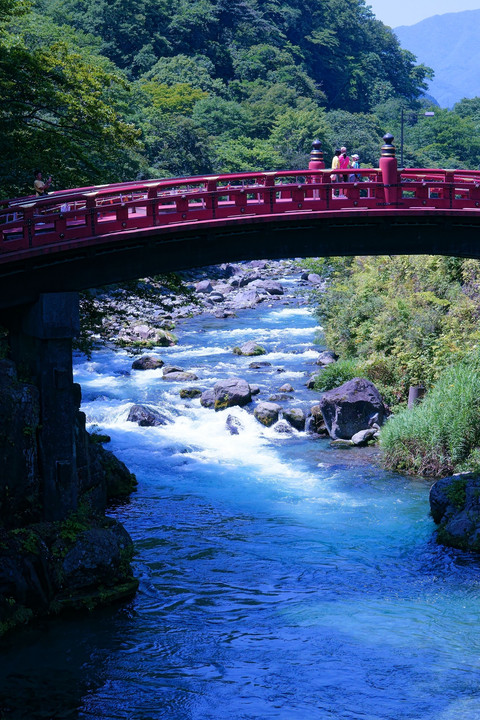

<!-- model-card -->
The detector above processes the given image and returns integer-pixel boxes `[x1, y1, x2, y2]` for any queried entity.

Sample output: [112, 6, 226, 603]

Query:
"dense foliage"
[310, 256, 480, 401]
[381, 358, 480, 477]
[310, 255, 480, 475]
[0, 0, 467, 198]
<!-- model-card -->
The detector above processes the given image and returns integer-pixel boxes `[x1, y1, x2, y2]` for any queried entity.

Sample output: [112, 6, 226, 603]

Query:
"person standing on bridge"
[339, 147, 350, 181]
[33, 170, 52, 196]
[331, 149, 341, 195]
[349, 154, 361, 182]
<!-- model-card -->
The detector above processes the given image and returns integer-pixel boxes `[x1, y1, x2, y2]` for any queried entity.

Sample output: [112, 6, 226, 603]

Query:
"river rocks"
[162, 366, 198, 382]
[92, 442, 138, 499]
[351, 428, 377, 446]
[229, 290, 262, 309]
[213, 378, 252, 411]
[283, 408, 306, 431]
[254, 402, 281, 427]
[250, 280, 284, 295]
[239, 271, 262, 287]
[179, 387, 202, 399]
[127, 404, 168, 426]
[233, 340, 266, 356]
[316, 350, 338, 366]
[195, 280, 213, 294]
[306, 373, 321, 389]
[306, 404, 328, 435]
[249, 361, 272, 369]
[131, 355, 164, 370]
[162, 371, 198, 382]
[430, 474, 480, 551]
[200, 389, 215, 408]
[301, 272, 324, 286]
[250, 384, 260, 395]
[279, 383, 294, 392]
[61, 518, 134, 594]
[120, 325, 178, 347]
[226, 414, 243, 435]
[319, 377, 387, 440]
[274, 420, 293, 434]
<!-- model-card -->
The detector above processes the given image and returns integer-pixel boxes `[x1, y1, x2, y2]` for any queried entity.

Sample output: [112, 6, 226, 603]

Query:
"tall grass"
[381, 357, 480, 477]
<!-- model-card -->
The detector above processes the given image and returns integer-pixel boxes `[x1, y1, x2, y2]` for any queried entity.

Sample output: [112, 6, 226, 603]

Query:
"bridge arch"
[1, 135, 480, 309]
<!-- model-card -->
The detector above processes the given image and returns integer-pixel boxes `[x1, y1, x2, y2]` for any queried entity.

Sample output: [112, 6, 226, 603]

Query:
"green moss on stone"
[445, 477, 468, 510]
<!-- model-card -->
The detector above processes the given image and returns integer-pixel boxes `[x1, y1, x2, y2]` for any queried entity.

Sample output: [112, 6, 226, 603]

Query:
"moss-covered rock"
[429, 474, 480, 551]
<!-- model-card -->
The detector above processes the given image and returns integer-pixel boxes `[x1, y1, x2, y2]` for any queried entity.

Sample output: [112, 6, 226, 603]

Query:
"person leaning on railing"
[33, 170, 52, 196]
[349, 154, 361, 182]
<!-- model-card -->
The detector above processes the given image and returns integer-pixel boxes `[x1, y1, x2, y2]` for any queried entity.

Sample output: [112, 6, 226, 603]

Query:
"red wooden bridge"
[2, 135, 480, 521]
[2, 136, 480, 308]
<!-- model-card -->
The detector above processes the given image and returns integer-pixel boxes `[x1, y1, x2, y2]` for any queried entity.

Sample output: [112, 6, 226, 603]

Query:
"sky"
[366, 0, 480, 27]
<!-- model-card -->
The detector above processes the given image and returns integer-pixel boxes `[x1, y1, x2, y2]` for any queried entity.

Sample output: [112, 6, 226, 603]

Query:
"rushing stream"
[2, 273, 480, 719]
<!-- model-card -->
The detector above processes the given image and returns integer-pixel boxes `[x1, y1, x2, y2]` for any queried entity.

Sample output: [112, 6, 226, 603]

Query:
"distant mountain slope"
[395, 9, 480, 108]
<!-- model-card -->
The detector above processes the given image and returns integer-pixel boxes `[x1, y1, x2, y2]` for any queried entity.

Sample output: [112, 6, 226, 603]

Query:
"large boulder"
[195, 280, 213, 294]
[200, 389, 215, 408]
[179, 387, 202, 399]
[254, 402, 281, 427]
[131, 355, 164, 370]
[283, 407, 306, 431]
[229, 290, 262, 309]
[250, 280, 284, 295]
[213, 378, 252, 411]
[233, 340, 266, 356]
[319, 378, 386, 440]
[430, 475, 480, 551]
[162, 366, 198, 382]
[315, 350, 338, 367]
[121, 326, 177, 346]
[162, 371, 198, 382]
[127, 404, 167, 427]
[239, 272, 262, 287]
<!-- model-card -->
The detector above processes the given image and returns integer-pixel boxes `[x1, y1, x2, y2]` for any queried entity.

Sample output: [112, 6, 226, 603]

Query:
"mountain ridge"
[394, 9, 480, 108]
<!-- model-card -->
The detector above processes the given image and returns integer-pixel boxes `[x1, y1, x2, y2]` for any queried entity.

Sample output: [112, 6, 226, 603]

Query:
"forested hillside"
[1, 0, 479, 197]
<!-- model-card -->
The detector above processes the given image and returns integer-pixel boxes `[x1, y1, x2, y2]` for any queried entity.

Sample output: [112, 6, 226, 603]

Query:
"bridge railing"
[1, 167, 480, 260]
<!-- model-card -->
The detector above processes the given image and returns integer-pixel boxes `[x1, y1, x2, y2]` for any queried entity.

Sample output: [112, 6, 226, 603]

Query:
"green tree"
[0, 2, 141, 196]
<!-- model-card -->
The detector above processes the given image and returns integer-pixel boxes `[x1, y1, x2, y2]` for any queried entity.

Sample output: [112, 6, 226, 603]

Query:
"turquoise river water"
[1, 274, 480, 719]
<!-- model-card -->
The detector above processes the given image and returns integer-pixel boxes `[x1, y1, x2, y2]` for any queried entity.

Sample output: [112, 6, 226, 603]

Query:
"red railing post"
[263, 173, 276, 211]
[307, 139, 325, 198]
[146, 185, 159, 226]
[205, 177, 218, 217]
[175, 194, 189, 219]
[116, 201, 128, 229]
[234, 189, 248, 212]
[85, 193, 98, 236]
[470, 183, 480, 207]
[22, 205, 35, 247]
[379, 134, 399, 205]
[56, 209, 67, 241]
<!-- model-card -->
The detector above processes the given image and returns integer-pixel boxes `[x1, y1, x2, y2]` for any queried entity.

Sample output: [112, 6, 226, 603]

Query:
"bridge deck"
[1, 167, 480, 308]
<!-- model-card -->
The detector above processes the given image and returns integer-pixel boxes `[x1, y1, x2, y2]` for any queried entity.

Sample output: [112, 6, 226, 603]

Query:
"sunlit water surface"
[1, 282, 480, 720]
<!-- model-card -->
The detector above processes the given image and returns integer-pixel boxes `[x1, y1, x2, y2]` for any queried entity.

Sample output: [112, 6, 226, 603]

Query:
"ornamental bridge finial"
[381, 134, 396, 158]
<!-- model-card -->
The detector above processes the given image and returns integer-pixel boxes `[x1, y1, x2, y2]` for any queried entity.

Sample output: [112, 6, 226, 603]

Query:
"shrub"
[381, 356, 480, 477]
[313, 358, 363, 392]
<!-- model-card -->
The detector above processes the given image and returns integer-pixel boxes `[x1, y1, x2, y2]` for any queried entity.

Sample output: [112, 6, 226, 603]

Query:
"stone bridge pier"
[1, 292, 80, 521]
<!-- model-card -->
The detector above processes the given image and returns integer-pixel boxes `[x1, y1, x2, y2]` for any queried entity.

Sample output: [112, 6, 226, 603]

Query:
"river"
[1, 271, 480, 719]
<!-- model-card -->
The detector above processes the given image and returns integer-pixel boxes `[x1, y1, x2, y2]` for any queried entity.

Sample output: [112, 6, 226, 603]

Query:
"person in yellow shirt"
[33, 170, 52, 196]
[331, 149, 341, 182]
[331, 149, 341, 196]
